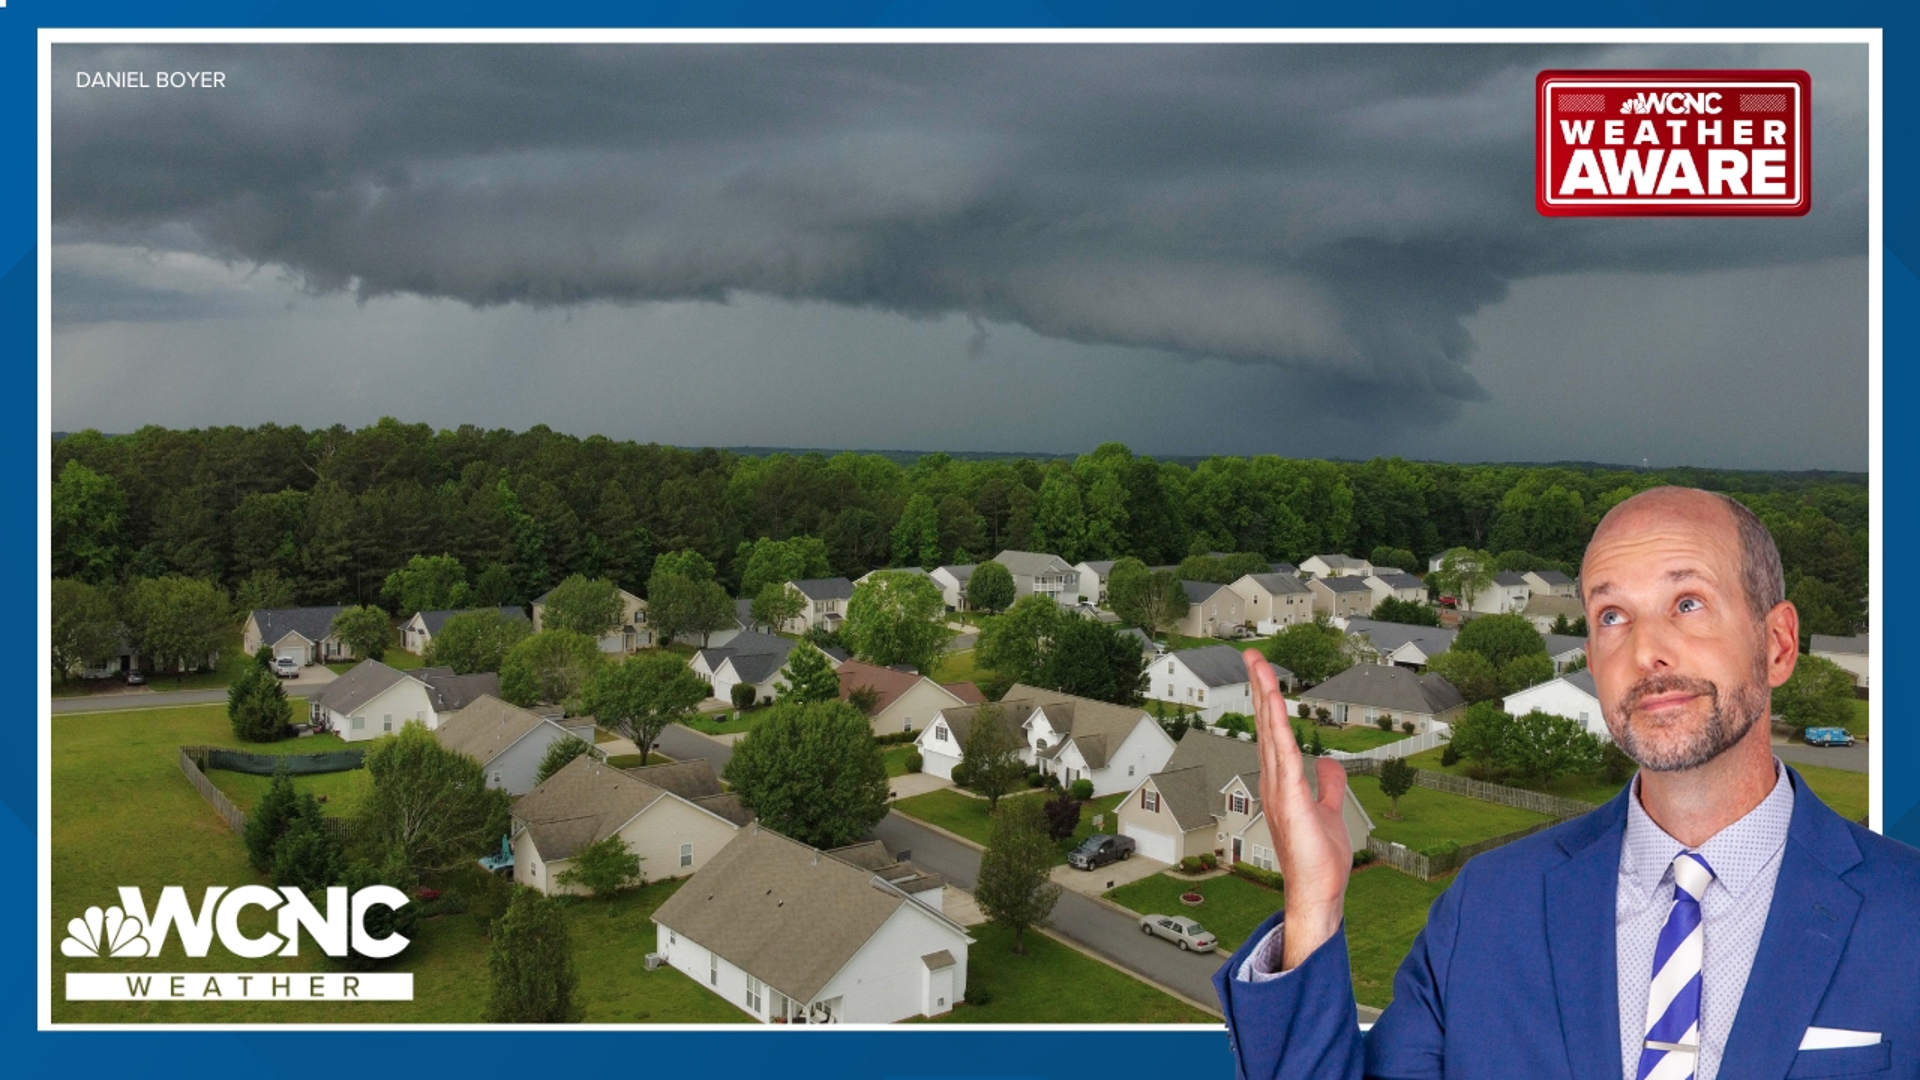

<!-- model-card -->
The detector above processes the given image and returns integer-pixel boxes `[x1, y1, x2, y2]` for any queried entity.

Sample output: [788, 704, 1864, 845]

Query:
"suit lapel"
[1545, 791, 1628, 1080]
[1717, 768, 1863, 1080]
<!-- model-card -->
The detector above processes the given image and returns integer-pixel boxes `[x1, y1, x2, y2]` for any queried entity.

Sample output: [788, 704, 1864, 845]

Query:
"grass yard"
[1314, 725, 1414, 753]
[1792, 762, 1870, 822]
[891, 789, 1128, 864]
[51, 702, 750, 1023]
[209, 765, 372, 819]
[1103, 866, 1448, 1010]
[928, 649, 987, 687]
[1847, 699, 1870, 736]
[924, 921, 1214, 1024]
[1349, 774, 1555, 854]
[682, 708, 767, 736]
[54, 627, 250, 697]
[1401, 746, 1629, 807]
[883, 744, 918, 777]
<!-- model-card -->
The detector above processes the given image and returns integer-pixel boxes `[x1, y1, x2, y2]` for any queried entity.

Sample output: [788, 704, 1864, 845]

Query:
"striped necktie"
[1636, 851, 1717, 1080]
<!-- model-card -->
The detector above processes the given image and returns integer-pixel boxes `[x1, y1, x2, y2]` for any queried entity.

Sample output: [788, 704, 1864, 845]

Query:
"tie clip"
[1644, 1041, 1698, 1054]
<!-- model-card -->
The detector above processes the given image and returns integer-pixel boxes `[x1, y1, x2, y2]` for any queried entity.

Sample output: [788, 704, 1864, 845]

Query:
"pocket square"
[1799, 1027, 1881, 1050]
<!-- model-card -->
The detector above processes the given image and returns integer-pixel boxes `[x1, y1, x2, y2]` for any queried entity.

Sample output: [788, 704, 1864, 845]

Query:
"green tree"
[890, 493, 943, 569]
[233, 569, 298, 612]
[1377, 756, 1416, 819]
[535, 736, 596, 785]
[1501, 710, 1604, 786]
[540, 574, 623, 637]
[956, 703, 1027, 810]
[426, 609, 532, 674]
[843, 570, 953, 674]
[1029, 472, 1087, 563]
[243, 769, 303, 873]
[361, 721, 511, 876]
[1454, 613, 1547, 668]
[381, 554, 471, 615]
[472, 563, 518, 606]
[227, 659, 291, 742]
[1499, 652, 1557, 694]
[1033, 617, 1147, 706]
[651, 549, 717, 583]
[500, 630, 606, 708]
[331, 605, 392, 662]
[485, 888, 582, 1023]
[736, 535, 831, 597]
[749, 581, 806, 633]
[1369, 546, 1419, 574]
[577, 652, 709, 762]
[52, 460, 127, 583]
[272, 795, 346, 891]
[1433, 548, 1494, 610]
[723, 699, 890, 848]
[1372, 596, 1440, 627]
[1772, 654, 1857, 731]
[965, 560, 1017, 614]
[52, 578, 120, 682]
[731, 682, 758, 710]
[1216, 712, 1255, 739]
[1265, 618, 1352, 686]
[648, 571, 734, 647]
[555, 835, 642, 898]
[974, 797, 1063, 955]
[976, 594, 1064, 685]
[776, 641, 843, 705]
[123, 575, 231, 683]
[336, 849, 420, 972]
[1444, 701, 1512, 773]
[1425, 649, 1503, 705]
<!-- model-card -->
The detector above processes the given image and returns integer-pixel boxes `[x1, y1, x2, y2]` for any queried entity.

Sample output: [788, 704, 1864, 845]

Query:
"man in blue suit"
[1215, 487, 1917, 1080]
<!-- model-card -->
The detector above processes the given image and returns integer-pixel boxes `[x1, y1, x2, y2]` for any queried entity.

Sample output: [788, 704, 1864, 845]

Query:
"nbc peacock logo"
[61, 905, 151, 959]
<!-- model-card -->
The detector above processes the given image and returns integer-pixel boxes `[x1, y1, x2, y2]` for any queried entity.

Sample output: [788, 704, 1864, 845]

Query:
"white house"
[243, 606, 354, 668]
[787, 577, 856, 634]
[1543, 632, 1589, 675]
[1363, 572, 1427, 608]
[436, 695, 598, 795]
[401, 606, 527, 655]
[914, 684, 1176, 797]
[651, 825, 970, 1024]
[1502, 669, 1609, 741]
[1466, 572, 1533, 615]
[990, 550, 1079, 603]
[835, 658, 984, 737]
[930, 565, 976, 611]
[1294, 664, 1466, 735]
[1309, 576, 1376, 620]
[1229, 572, 1315, 634]
[1810, 633, 1869, 689]
[1175, 580, 1249, 638]
[1146, 644, 1255, 723]
[1300, 555, 1372, 579]
[1074, 560, 1117, 605]
[307, 660, 499, 742]
[510, 756, 754, 896]
[1343, 619, 1458, 669]
[1523, 570, 1579, 598]
[532, 586, 651, 652]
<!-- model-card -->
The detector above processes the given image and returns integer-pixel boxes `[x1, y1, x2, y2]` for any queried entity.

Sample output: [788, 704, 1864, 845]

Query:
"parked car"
[123, 669, 145, 686]
[273, 656, 301, 679]
[1438, 595, 1458, 608]
[1139, 914, 1218, 952]
[1067, 834, 1135, 870]
[1803, 727, 1856, 747]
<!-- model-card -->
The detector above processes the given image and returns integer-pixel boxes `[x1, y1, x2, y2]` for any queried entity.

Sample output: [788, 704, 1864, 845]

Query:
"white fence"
[1323, 728, 1448, 762]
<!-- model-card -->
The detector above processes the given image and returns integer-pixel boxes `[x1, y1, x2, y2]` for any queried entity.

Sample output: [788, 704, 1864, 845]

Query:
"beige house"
[1116, 728, 1373, 866]
[1229, 572, 1315, 633]
[243, 606, 353, 667]
[510, 757, 754, 896]
[531, 586, 651, 652]
[1522, 570, 1579, 598]
[401, 606, 528, 655]
[1294, 663, 1467, 735]
[835, 658, 983, 737]
[991, 550, 1080, 603]
[930, 565, 976, 611]
[1522, 594, 1587, 634]
[1300, 554, 1373, 579]
[786, 577, 856, 634]
[1176, 580, 1249, 638]
[1309, 576, 1376, 619]
[1363, 572, 1428, 607]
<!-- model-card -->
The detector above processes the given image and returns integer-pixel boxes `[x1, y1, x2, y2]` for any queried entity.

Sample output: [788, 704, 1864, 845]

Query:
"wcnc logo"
[60, 886, 415, 1002]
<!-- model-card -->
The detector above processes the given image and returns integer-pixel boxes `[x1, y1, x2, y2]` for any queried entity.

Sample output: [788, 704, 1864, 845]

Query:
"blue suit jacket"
[1213, 767, 1920, 1079]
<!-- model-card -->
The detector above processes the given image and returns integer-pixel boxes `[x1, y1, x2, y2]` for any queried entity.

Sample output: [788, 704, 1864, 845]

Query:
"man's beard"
[1608, 666, 1771, 772]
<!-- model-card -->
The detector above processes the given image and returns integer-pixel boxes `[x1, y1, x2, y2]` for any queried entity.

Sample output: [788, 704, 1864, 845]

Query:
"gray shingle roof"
[1543, 633, 1587, 657]
[1314, 576, 1373, 594]
[1181, 580, 1230, 603]
[1242, 572, 1310, 595]
[1148, 732, 1262, 831]
[418, 668, 501, 713]
[1563, 668, 1599, 699]
[790, 577, 855, 601]
[622, 759, 726, 802]
[1528, 570, 1575, 586]
[937, 564, 976, 582]
[414, 606, 527, 638]
[1491, 571, 1531, 586]
[1078, 560, 1116, 577]
[1312, 555, 1368, 570]
[437, 695, 563, 766]
[310, 660, 413, 715]
[1004, 683, 1154, 771]
[1300, 664, 1466, 716]
[935, 700, 1036, 746]
[511, 756, 669, 861]
[1370, 572, 1424, 590]
[1269, 562, 1299, 575]
[250, 606, 350, 646]
[1810, 633, 1868, 655]
[1168, 644, 1253, 688]
[1343, 619, 1458, 659]
[992, 550, 1075, 577]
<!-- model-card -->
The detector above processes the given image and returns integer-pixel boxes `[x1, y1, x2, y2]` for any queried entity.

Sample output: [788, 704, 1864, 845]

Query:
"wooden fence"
[179, 746, 247, 834]
[1342, 758, 1596, 880]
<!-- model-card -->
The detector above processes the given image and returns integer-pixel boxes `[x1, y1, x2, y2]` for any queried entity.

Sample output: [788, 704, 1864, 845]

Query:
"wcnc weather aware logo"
[60, 885, 415, 1002]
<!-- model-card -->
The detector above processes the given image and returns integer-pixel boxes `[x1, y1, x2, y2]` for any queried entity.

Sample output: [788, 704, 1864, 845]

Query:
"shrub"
[1068, 778, 1094, 801]
[1440, 740, 1461, 767]
[874, 730, 919, 745]
[243, 770, 302, 873]
[1599, 740, 1637, 784]
[1352, 848, 1376, 867]
[1375, 715, 1394, 732]
[969, 988, 995, 1007]
[1198, 853, 1218, 870]
[270, 796, 345, 890]
[1179, 855, 1205, 874]
[730, 682, 757, 710]
[1402, 720, 1416, 734]
[1231, 861, 1285, 890]
[1041, 790, 1082, 841]
[1026, 771, 1047, 788]
[905, 750, 924, 773]
[1418, 840, 1461, 860]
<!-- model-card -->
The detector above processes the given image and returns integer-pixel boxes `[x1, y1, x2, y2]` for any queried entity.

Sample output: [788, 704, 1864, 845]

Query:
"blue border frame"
[7, 3, 1912, 1074]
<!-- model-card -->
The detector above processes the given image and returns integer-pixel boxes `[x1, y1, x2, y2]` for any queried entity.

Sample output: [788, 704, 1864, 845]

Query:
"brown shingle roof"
[437, 695, 563, 766]
[1003, 683, 1154, 771]
[511, 756, 667, 861]
[622, 760, 725, 802]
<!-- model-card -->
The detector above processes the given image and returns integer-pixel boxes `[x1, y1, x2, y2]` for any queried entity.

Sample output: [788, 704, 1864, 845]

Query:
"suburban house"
[1466, 572, 1533, 615]
[1146, 644, 1255, 722]
[307, 660, 500, 742]
[1309, 575, 1376, 619]
[857, 567, 930, 586]
[531, 586, 651, 652]
[786, 577, 856, 634]
[1523, 569, 1579, 598]
[1542, 632, 1589, 674]
[1293, 663, 1467, 734]
[835, 658, 984, 737]
[1175, 580, 1249, 638]
[651, 825, 970, 1024]
[510, 756, 754, 896]
[1074, 560, 1117, 605]
[1268, 561, 1300, 577]
[1429, 549, 1481, 574]
[1229, 572, 1315, 633]
[1363, 571, 1428, 607]
[1121, 627, 1158, 660]
[914, 684, 1177, 797]
[990, 550, 1080, 603]
[400, 606, 528, 654]
[1522, 594, 1587, 634]
[436, 694, 598, 795]
[1117, 728, 1373, 866]
[243, 606, 354, 667]
[1810, 633, 1870, 689]
[930, 564, 976, 611]
[1343, 619, 1458, 669]
[1300, 554, 1372, 579]
[1502, 669, 1609, 741]
[690, 631, 807, 706]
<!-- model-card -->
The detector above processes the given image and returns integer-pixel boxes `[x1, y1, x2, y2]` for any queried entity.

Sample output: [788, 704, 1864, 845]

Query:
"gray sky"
[50, 42, 1869, 471]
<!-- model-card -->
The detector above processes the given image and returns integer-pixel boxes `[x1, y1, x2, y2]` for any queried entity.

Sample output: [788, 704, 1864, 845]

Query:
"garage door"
[1122, 822, 1178, 864]
[275, 644, 306, 665]
[921, 749, 961, 781]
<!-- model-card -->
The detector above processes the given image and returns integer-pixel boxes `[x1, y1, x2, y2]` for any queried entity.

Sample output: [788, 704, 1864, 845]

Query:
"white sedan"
[1138, 914, 1218, 952]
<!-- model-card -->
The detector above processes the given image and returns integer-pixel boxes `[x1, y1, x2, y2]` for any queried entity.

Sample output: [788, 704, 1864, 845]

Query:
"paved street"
[1774, 740, 1868, 774]
[52, 681, 327, 714]
[654, 723, 736, 773]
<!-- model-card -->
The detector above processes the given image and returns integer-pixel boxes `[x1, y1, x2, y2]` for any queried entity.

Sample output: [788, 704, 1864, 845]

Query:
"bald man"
[1213, 487, 1918, 1080]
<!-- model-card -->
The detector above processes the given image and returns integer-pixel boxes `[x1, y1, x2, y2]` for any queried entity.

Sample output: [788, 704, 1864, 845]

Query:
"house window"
[1128, 765, 1135, 777]
[1167, 662, 1175, 674]
[904, 718, 913, 733]
[745, 974, 764, 1013]
[1166, 684, 1174, 697]
[680, 842, 693, 868]
[1197, 689, 1205, 703]
[709, 953, 719, 986]
[669, 930, 677, 945]
[383, 714, 393, 733]
[1141, 790, 1160, 812]
[934, 726, 947, 742]
[351, 716, 365, 731]
[1230, 792, 1248, 814]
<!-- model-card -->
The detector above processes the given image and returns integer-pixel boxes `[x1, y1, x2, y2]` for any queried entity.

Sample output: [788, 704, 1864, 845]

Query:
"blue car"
[1804, 727, 1855, 747]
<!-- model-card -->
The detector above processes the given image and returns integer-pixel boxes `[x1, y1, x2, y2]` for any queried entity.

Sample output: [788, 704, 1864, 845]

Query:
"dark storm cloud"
[51, 42, 1867, 422]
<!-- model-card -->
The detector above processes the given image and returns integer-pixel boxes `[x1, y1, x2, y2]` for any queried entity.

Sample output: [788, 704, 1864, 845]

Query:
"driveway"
[1051, 854, 1172, 897]
[887, 771, 953, 800]
[654, 723, 735, 773]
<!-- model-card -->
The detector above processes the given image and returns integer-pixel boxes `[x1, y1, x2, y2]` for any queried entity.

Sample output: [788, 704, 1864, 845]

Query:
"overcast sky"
[50, 42, 1869, 471]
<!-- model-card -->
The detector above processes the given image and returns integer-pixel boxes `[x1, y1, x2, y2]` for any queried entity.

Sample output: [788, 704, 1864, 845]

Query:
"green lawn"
[929, 649, 987, 687]
[924, 921, 1214, 1024]
[51, 702, 751, 1023]
[1402, 746, 1628, 806]
[1845, 698, 1870, 736]
[1103, 867, 1448, 1010]
[1350, 774, 1555, 854]
[883, 744, 917, 777]
[209, 765, 373, 820]
[1793, 762, 1870, 822]
[682, 709, 766, 736]
[1314, 725, 1413, 753]
[891, 789, 1127, 864]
